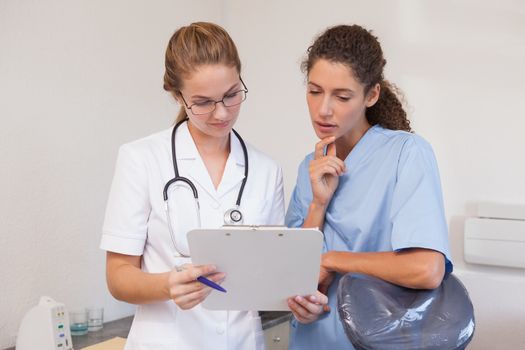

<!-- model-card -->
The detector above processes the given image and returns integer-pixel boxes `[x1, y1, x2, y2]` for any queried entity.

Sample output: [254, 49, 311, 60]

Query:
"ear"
[171, 91, 182, 106]
[365, 83, 380, 108]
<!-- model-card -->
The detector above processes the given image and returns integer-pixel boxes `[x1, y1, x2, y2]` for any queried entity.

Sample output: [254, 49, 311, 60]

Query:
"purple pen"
[197, 276, 227, 293]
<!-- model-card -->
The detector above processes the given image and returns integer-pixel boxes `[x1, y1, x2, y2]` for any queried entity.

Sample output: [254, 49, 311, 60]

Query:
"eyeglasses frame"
[178, 77, 248, 115]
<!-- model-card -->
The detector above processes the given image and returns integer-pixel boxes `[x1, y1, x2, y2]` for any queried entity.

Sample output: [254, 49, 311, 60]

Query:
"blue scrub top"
[285, 125, 453, 350]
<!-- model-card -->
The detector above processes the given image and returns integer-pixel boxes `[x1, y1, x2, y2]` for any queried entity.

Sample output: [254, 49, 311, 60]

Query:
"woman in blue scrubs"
[285, 24, 453, 349]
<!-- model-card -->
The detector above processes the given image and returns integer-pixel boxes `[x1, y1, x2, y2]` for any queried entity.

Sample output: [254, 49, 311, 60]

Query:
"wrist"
[303, 201, 329, 229]
[321, 251, 334, 271]
[310, 200, 328, 213]
[162, 272, 172, 300]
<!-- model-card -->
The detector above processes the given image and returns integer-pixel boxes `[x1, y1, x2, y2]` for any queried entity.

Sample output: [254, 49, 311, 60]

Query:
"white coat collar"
[173, 121, 247, 201]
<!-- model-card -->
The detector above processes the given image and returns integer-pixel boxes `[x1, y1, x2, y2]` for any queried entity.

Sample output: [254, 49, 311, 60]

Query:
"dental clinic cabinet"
[262, 312, 291, 350]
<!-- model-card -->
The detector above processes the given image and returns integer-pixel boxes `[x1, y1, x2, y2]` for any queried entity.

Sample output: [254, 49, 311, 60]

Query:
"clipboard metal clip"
[222, 224, 287, 230]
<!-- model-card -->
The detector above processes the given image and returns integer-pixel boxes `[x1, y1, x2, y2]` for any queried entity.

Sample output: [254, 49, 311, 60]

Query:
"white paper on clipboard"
[187, 226, 324, 311]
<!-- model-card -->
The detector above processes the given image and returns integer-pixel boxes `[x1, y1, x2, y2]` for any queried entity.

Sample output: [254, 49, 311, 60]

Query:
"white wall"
[2, 0, 525, 349]
[226, 0, 525, 215]
[226, 0, 525, 348]
[0, 0, 224, 347]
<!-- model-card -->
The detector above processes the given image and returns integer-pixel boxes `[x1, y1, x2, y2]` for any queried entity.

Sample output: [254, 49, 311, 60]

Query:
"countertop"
[5, 311, 291, 349]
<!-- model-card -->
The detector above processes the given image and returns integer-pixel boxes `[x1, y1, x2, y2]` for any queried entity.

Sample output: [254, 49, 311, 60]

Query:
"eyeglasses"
[179, 78, 248, 115]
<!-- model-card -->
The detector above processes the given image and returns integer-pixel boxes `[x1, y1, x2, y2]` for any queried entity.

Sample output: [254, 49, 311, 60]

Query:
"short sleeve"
[100, 144, 151, 255]
[390, 136, 453, 273]
[285, 158, 310, 228]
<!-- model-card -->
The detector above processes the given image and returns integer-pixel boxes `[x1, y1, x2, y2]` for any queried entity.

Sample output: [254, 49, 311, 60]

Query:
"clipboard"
[187, 226, 323, 311]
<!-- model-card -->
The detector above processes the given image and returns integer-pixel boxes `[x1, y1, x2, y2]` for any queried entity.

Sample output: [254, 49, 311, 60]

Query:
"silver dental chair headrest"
[337, 273, 475, 350]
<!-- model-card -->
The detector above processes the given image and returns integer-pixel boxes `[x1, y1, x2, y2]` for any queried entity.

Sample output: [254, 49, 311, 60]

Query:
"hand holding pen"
[168, 263, 226, 310]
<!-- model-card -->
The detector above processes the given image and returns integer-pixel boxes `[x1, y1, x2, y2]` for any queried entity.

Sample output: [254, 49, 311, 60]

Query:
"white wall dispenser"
[465, 202, 525, 269]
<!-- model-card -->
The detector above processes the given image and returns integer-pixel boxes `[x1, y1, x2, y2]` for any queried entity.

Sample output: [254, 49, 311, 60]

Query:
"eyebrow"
[307, 81, 355, 94]
[190, 82, 240, 100]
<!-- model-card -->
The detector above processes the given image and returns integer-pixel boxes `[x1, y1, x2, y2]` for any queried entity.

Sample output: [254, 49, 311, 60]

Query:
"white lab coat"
[100, 122, 285, 350]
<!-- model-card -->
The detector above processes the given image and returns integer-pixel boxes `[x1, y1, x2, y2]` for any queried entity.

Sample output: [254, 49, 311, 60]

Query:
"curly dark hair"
[302, 25, 411, 132]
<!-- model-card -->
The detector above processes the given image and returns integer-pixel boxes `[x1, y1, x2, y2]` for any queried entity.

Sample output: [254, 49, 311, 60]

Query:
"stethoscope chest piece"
[224, 207, 243, 225]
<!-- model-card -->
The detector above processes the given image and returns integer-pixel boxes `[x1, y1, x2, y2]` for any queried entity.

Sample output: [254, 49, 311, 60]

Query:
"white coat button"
[216, 326, 225, 334]
[210, 201, 220, 209]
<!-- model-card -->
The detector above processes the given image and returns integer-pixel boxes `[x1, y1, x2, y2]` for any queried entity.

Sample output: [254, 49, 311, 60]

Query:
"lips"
[316, 122, 336, 127]
[315, 121, 337, 133]
[209, 121, 230, 128]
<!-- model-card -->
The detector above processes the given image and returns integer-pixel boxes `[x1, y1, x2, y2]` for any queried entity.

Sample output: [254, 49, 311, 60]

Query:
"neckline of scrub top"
[342, 124, 381, 170]
[173, 122, 246, 201]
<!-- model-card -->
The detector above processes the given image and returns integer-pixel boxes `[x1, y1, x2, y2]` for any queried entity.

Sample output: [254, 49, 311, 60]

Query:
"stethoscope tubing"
[163, 118, 248, 257]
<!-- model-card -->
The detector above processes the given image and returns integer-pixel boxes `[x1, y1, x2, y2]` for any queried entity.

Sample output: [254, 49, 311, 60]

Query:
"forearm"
[106, 254, 170, 304]
[323, 249, 445, 289]
[302, 202, 328, 229]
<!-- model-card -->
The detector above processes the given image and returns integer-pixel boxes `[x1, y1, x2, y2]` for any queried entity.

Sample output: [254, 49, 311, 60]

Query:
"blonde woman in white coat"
[100, 22, 284, 350]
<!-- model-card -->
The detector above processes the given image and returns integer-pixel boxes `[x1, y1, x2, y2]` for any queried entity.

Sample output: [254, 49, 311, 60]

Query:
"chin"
[207, 127, 232, 139]
[314, 128, 337, 140]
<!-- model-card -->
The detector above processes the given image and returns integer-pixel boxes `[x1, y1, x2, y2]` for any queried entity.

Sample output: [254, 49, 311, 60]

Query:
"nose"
[213, 101, 229, 120]
[319, 96, 333, 118]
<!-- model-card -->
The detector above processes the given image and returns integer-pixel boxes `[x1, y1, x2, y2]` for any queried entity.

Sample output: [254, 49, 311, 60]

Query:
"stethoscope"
[163, 118, 249, 257]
